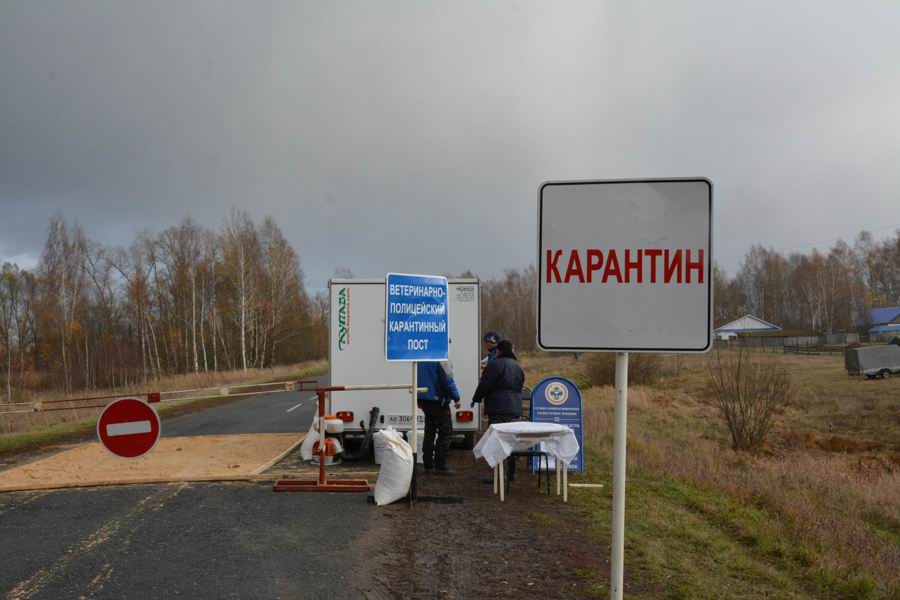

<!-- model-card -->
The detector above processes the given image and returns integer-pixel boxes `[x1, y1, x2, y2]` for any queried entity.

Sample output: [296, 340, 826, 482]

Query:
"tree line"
[0, 212, 326, 401]
[478, 266, 538, 352]
[478, 230, 900, 350]
[2, 217, 896, 402]
[715, 231, 900, 332]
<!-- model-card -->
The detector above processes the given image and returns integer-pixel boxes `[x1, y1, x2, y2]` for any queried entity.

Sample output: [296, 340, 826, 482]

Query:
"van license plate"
[386, 414, 425, 427]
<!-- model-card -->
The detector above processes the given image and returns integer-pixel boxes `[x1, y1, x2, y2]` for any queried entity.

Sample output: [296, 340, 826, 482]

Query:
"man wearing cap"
[481, 331, 500, 368]
[471, 339, 525, 481]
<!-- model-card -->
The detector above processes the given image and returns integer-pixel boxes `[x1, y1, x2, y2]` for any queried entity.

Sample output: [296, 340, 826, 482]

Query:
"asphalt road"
[162, 379, 327, 438]
[0, 482, 373, 599]
[0, 372, 384, 600]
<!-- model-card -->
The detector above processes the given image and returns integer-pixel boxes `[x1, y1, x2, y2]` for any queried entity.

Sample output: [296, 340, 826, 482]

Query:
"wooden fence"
[715, 331, 897, 356]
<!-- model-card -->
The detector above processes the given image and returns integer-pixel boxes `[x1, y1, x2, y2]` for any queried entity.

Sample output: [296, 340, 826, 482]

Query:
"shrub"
[704, 347, 792, 451]
[584, 353, 662, 387]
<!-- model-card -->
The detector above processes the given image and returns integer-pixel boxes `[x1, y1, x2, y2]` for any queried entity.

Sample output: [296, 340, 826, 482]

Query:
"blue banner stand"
[530, 376, 584, 474]
[385, 273, 449, 362]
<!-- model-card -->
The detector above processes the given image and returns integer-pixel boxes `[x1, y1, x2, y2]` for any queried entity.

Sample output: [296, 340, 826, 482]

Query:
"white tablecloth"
[473, 422, 580, 468]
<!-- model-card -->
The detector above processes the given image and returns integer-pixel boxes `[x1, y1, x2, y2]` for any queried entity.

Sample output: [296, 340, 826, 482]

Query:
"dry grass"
[584, 352, 663, 387]
[560, 350, 899, 595]
[519, 352, 590, 390]
[0, 360, 327, 437]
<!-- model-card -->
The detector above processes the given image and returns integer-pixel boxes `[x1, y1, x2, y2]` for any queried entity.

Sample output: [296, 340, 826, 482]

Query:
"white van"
[329, 278, 481, 448]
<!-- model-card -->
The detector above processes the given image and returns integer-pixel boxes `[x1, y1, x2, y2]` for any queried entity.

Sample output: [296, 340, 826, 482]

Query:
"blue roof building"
[868, 307, 900, 334]
[869, 307, 900, 325]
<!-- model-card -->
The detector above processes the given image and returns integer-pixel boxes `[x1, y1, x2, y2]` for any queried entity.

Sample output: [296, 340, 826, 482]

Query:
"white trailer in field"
[329, 278, 481, 448]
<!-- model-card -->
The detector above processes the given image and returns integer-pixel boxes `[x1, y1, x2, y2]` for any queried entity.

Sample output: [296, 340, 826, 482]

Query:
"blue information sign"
[530, 376, 584, 473]
[385, 273, 449, 362]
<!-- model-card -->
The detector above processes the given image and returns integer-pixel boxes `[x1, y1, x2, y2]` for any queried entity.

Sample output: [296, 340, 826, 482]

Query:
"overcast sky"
[2, 1, 899, 288]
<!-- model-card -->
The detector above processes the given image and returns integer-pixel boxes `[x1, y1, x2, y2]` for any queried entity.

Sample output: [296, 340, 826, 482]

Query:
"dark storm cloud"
[2, 1, 899, 283]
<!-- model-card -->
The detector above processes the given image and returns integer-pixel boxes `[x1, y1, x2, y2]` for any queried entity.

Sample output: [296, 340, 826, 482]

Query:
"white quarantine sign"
[538, 179, 713, 353]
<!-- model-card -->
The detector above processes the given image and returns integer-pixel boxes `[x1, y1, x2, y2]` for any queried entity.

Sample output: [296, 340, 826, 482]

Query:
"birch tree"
[0, 264, 19, 402]
[222, 211, 259, 372]
[39, 215, 87, 392]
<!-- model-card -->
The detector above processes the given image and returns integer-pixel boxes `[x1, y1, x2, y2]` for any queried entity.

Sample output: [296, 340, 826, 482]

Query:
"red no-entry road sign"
[97, 397, 161, 459]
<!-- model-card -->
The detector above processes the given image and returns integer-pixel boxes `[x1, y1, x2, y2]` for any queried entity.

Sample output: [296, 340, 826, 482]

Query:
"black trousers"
[488, 414, 521, 477]
[417, 400, 453, 466]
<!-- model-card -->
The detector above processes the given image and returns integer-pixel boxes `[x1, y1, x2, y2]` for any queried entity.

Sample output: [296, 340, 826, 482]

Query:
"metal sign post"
[611, 353, 628, 599]
[385, 273, 450, 504]
[537, 179, 713, 600]
[410, 362, 418, 503]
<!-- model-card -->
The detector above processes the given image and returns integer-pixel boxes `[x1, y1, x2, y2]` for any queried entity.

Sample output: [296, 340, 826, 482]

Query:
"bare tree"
[737, 245, 790, 327]
[0, 263, 20, 402]
[710, 261, 749, 324]
[222, 210, 260, 372]
[481, 266, 537, 351]
[0, 211, 324, 394]
[261, 217, 306, 367]
[109, 241, 156, 382]
[705, 346, 792, 451]
[40, 214, 87, 392]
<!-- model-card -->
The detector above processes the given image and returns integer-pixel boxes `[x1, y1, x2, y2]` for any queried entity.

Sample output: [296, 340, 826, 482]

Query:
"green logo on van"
[338, 288, 350, 351]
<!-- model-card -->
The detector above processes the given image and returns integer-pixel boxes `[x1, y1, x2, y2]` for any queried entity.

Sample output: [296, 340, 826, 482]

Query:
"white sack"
[373, 428, 414, 506]
[373, 431, 391, 465]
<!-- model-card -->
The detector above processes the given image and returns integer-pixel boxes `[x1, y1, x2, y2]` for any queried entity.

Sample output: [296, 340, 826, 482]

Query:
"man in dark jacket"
[471, 339, 524, 480]
[417, 361, 461, 475]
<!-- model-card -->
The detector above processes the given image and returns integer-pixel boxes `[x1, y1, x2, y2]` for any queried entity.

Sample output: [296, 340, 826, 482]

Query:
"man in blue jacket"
[417, 361, 461, 475]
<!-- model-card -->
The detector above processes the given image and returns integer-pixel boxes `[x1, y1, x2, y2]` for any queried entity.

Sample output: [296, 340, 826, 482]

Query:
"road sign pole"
[410, 361, 418, 503]
[537, 180, 711, 598]
[611, 352, 628, 600]
[385, 274, 449, 503]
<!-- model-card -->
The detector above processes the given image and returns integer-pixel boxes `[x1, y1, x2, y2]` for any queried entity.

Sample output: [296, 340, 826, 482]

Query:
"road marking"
[7, 484, 186, 600]
[106, 421, 152, 436]
[0, 492, 48, 518]
[285, 396, 316, 412]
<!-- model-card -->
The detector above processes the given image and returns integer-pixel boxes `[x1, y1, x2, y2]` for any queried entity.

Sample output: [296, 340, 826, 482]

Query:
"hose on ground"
[341, 406, 380, 462]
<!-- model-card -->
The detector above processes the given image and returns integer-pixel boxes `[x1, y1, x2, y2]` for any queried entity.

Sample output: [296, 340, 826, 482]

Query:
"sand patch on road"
[0, 433, 303, 493]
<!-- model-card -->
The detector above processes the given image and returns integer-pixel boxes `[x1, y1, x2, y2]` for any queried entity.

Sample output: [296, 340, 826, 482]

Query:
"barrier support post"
[317, 390, 326, 486]
[273, 383, 369, 493]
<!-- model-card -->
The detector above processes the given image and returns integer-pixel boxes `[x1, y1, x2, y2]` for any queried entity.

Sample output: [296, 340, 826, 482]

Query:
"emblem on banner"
[545, 381, 569, 406]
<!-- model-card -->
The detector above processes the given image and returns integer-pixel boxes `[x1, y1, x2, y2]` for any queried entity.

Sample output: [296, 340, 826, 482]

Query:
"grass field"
[3, 349, 897, 596]
[519, 351, 900, 599]
[0, 360, 328, 453]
